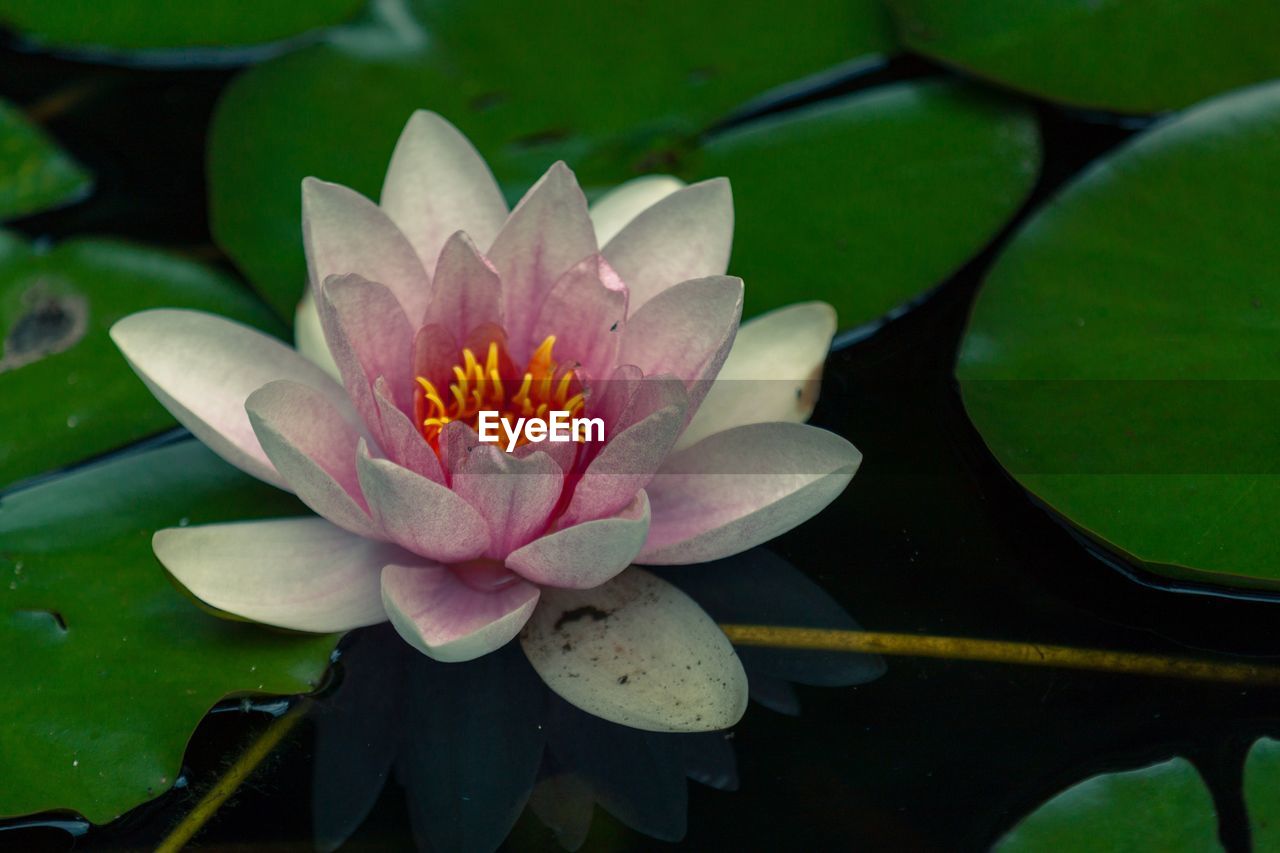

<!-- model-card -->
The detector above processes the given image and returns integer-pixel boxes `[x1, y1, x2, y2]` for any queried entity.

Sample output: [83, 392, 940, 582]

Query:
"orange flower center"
[413, 335, 585, 450]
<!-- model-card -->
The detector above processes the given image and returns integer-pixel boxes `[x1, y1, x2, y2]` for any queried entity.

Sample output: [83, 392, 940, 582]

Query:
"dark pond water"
[4, 39, 1280, 853]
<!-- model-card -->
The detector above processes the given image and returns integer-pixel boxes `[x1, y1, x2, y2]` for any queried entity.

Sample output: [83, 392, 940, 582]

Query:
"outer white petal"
[380, 110, 509, 271]
[639, 422, 860, 565]
[677, 301, 837, 450]
[602, 178, 733, 312]
[520, 568, 748, 732]
[110, 308, 352, 490]
[153, 517, 400, 632]
[294, 289, 342, 380]
[382, 563, 540, 663]
[589, 175, 685, 246]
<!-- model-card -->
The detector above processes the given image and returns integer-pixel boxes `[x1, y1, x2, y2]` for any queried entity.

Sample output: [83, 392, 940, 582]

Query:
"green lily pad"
[701, 79, 1040, 324]
[0, 0, 365, 52]
[957, 81, 1280, 589]
[0, 234, 281, 487]
[208, 0, 895, 317]
[0, 97, 91, 221]
[884, 0, 1280, 114]
[995, 757, 1222, 851]
[0, 439, 330, 823]
[1245, 737, 1280, 849]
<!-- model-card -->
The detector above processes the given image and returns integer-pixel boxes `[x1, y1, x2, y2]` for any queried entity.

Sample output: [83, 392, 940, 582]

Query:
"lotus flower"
[110, 111, 860, 732]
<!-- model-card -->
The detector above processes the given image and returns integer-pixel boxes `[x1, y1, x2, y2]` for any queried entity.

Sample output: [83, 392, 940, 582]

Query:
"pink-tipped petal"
[424, 230, 503, 338]
[561, 379, 686, 526]
[589, 175, 685, 246]
[382, 563, 540, 662]
[293, 288, 341, 380]
[677, 301, 837, 450]
[246, 381, 381, 538]
[617, 275, 743, 415]
[110, 309, 351, 490]
[153, 517, 401, 632]
[506, 491, 649, 589]
[487, 162, 597, 360]
[532, 254, 627, 383]
[380, 110, 509, 272]
[639, 423, 861, 565]
[520, 568, 747, 732]
[602, 178, 733, 312]
[451, 446, 564, 558]
[302, 177, 431, 321]
[373, 377, 445, 484]
[356, 440, 489, 563]
[318, 274, 415, 432]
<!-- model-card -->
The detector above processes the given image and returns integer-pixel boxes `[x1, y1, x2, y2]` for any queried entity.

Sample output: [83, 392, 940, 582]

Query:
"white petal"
[603, 178, 733, 312]
[520, 568, 748, 732]
[110, 309, 351, 490]
[380, 110, 509, 272]
[382, 563, 540, 663]
[293, 289, 342, 380]
[153, 517, 399, 632]
[589, 175, 685, 246]
[677, 301, 837, 450]
[639, 422, 860, 565]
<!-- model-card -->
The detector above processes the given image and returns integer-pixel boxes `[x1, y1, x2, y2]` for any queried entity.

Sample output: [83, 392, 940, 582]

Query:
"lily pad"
[0, 0, 365, 52]
[0, 234, 281, 487]
[0, 439, 331, 823]
[994, 757, 1221, 851]
[884, 0, 1280, 113]
[1245, 737, 1280, 850]
[701, 79, 1040, 324]
[957, 81, 1280, 589]
[208, 0, 895, 317]
[0, 98, 91, 221]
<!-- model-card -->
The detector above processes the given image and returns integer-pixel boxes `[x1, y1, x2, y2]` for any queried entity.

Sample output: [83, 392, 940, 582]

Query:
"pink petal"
[373, 376, 444, 484]
[380, 110, 508, 273]
[589, 175, 685, 246]
[451, 445, 564, 558]
[302, 177, 431, 322]
[153, 517, 401, 632]
[318, 273, 415, 433]
[602, 178, 733, 312]
[487, 161, 597, 361]
[110, 309, 351, 490]
[520, 568, 747, 732]
[293, 288, 341, 380]
[506, 491, 649, 589]
[677, 301, 837, 450]
[639, 423, 861, 565]
[246, 380, 380, 538]
[532, 254, 627, 384]
[561, 378, 686, 526]
[423, 230, 503, 339]
[355, 440, 490, 563]
[382, 562, 540, 662]
[617, 275, 743, 416]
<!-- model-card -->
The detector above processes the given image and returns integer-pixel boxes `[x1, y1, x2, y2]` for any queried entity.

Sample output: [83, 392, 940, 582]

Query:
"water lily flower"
[110, 111, 860, 732]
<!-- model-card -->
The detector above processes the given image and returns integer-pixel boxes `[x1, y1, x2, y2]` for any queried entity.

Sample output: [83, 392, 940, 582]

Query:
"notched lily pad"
[0, 97, 91, 221]
[0, 439, 331, 823]
[0, 233, 281, 487]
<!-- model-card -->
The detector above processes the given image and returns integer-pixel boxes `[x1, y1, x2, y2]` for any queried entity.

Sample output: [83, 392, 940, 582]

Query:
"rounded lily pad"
[0, 97, 91, 221]
[0, 0, 365, 52]
[0, 234, 281, 487]
[957, 81, 1280, 590]
[208, 0, 895, 317]
[0, 439, 331, 823]
[994, 757, 1221, 851]
[701, 79, 1040, 325]
[884, 0, 1280, 114]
